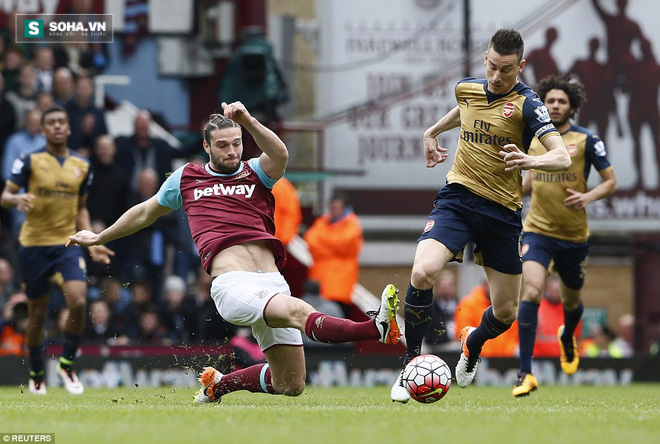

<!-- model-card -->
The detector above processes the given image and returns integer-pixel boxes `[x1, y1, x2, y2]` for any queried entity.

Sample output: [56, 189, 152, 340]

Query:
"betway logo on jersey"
[194, 184, 255, 200]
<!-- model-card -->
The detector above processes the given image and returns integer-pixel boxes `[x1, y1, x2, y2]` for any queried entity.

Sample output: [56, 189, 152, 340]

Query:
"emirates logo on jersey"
[503, 102, 515, 118]
[567, 144, 578, 157]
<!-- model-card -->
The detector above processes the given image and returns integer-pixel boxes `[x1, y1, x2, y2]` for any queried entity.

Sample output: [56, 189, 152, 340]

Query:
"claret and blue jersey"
[156, 158, 285, 273]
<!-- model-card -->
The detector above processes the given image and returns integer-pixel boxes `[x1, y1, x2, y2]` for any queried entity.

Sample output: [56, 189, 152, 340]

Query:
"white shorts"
[211, 271, 303, 351]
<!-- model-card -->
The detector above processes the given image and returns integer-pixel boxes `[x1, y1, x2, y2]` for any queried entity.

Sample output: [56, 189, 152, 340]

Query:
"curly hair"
[536, 74, 587, 117]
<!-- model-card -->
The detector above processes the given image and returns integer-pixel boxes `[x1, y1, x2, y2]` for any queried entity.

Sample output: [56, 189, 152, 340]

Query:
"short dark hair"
[488, 29, 525, 62]
[203, 113, 241, 145]
[40, 105, 68, 125]
[536, 74, 587, 117]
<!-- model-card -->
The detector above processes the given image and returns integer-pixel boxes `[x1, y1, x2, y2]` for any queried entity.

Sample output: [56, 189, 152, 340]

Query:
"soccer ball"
[402, 354, 451, 403]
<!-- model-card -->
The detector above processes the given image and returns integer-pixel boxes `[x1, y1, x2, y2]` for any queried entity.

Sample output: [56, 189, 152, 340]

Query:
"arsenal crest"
[567, 144, 578, 157]
[503, 102, 515, 118]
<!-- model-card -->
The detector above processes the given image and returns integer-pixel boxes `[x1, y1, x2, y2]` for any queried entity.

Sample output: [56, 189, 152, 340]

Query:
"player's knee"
[284, 382, 305, 397]
[68, 297, 86, 315]
[29, 306, 48, 324]
[493, 301, 518, 324]
[274, 379, 305, 397]
[521, 282, 544, 304]
[410, 266, 436, 289]
[290, 299, 315, 327]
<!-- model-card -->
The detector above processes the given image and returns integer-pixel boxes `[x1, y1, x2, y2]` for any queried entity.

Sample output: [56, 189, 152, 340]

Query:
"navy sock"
[60, 331, 81, 370]
[29, 346, 44, 382]
[517, 301, 539, 374]
[403, 284, 433, 365]
[562, 301, 584, 342]
[466, 306, 512, 356]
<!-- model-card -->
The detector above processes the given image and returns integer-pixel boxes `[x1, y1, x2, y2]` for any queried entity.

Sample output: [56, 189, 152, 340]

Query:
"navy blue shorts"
[418, 183, 523, 275]
[521, 231, 589, 290]
[19, 245, 87, 299]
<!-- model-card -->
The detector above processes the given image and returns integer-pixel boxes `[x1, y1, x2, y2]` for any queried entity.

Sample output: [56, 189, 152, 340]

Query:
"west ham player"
[512, 75, 617, 397]
[1, 105, 113, 395]
[390, 29, 572, 402]
[67, 101, 401, 402]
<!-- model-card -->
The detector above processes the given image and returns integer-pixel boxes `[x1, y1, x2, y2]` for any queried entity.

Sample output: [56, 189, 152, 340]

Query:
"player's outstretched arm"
[221, 101, 288, 179]
[75, 202, 115, 264]
[67, 195, 173, 247]
[500, 134, 571, 172]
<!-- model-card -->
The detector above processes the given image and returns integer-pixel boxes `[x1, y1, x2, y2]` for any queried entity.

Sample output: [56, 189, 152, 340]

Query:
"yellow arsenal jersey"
[524, 125, 612, 243]
[447, 78, 559, 210]
[7, 148, 91, 247]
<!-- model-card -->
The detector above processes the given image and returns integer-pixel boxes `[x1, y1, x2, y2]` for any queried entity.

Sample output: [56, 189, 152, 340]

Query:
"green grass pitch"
[1, 384, 659, 444]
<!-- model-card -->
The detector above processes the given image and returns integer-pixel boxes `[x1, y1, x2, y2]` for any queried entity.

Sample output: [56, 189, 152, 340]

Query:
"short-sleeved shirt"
[156, 158, 285, 274]
[447, 78, 559, 211]
[8, 147, 91, 247]
[524, 125, 612, 243]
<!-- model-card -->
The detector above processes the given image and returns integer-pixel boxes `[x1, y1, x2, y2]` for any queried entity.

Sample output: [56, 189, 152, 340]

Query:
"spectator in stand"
[121, 280, 154, 340]
[82, 299, 129, 346]
[453, 280, 519, 357]
[87, 136, 131, 225]
[115, 110, 195, 192]
[0, 72, 18, 154]
[135, 305, 168, 345]
[5, 63, 37, 129]
[53, 43, 109, 78]
[121, 168, 173, 300]
[86, 135, 131, 278]
[0, 258, 19, 308]
[2, 46, 24, 94]
[424, 269, 460, 351]
[0, 72, 18, 250]
[33, 47, 55, 94]
[0, 292, 28, 356]
[304, 193, 364, 317]
[191, 267, 237, 344]
[35, 92, 54, 113]
[65, 75, 108, 153]
[581, 323, 619, 357]
[3, 109, 44, 182]
[159, 275, 197, 344]
[611, 313, 634, 357]
[45, 307, 69, 347]
[96, 276, 130, 321]
[272, 176, 302, 246]
[51, 67, 75, 106]
[2, 109, 45, 240]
